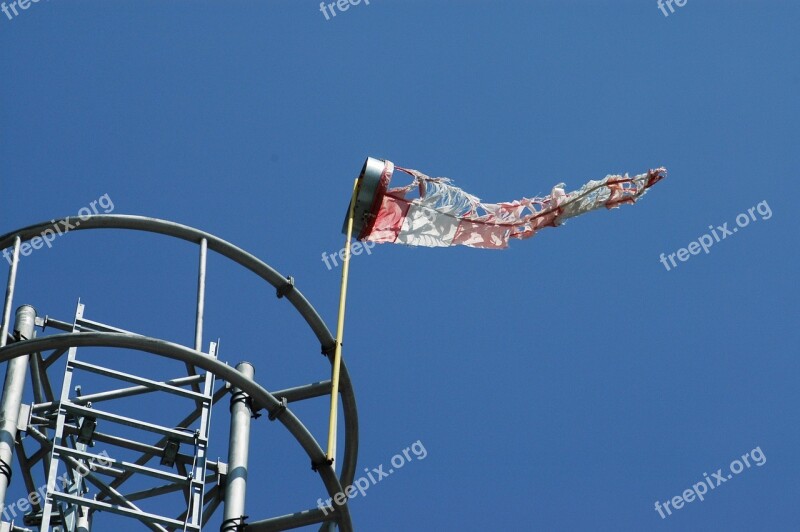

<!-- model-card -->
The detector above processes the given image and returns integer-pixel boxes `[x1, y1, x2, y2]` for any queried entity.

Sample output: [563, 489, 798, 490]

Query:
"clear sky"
[2, 1, 798, 530]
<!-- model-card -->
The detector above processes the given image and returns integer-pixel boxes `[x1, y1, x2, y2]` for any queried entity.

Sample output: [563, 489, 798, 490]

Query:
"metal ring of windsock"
[344, 157, 666, 249]
[342, 157, 394, 240]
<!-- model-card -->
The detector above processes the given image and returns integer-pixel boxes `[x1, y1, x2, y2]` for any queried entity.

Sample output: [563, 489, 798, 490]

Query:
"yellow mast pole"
[327, 177, 359, 464]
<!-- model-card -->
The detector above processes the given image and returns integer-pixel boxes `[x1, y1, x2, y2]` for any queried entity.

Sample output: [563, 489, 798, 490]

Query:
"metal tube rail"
[0, 333, 354, 531]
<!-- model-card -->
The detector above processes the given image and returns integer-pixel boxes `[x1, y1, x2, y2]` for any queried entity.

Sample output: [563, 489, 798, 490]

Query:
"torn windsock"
[344, 157, 666, 249]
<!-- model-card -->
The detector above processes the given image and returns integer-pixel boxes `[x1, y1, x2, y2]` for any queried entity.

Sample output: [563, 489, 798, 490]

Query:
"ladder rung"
[49, 491, 201, 530]
[53, 444, 191, 485]
[68, 359, 211, 403]
[61, 403, 203, 445]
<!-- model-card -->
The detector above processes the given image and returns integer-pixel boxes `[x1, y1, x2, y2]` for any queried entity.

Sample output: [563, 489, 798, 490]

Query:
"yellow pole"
[327, 177, 359, 464]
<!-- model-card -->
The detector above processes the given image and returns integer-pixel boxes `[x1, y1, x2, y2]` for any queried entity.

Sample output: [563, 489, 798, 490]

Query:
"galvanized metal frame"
[0, 216, 360, 531]
[36, 301, 219, 531]
[0, 215, 358, 487]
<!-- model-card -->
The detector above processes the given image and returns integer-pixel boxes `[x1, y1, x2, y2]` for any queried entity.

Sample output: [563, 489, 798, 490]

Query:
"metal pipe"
[222, 362, 254, 532]
[270, 381, 331, 404]
[0, 304, 35, 513]
[28, 352, 48, 405]
[195, 238, 207, 351]
[0, 237, 21, 350]
[185, 237, 208, 395]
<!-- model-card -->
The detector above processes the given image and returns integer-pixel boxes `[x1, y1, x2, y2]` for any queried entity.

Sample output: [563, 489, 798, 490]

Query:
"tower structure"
[0, 216, 358, 531]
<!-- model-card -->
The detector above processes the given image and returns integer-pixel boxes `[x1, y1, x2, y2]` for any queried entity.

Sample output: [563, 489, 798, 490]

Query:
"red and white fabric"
[358, 162, 666, 249]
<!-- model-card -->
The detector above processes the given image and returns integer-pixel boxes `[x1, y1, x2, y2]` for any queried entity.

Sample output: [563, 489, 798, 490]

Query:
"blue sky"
[2, 1, 799, 530]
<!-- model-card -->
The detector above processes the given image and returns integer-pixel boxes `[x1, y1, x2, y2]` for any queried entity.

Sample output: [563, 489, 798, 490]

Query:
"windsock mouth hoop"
[342, 157, 393, 239]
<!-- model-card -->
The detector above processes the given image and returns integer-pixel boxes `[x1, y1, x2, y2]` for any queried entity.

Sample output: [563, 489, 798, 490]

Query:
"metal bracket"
[0, 458, 12, 484]
[160, 438, 181, 467]
[76, 416, 97, 446]
[321, 342, 338, 357]
[229, 389, 248, 411]
[216, 461, 228, 487]
[250, 398, 262, 419]
[267, 397, 287, 421]
[230, 390, 262, 419]
[310, 457, 333, 472]
[16, 403, 32, 433]
[276, 276, 295, 299]
[220, 515, 249, 532]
